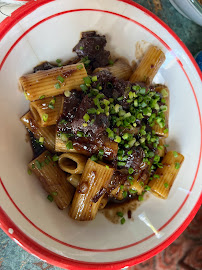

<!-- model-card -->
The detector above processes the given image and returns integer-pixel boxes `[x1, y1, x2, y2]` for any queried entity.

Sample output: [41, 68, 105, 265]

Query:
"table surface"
[0, 0, 201, 270]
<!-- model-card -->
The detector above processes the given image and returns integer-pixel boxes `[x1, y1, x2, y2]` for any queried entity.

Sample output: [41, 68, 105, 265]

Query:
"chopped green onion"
[79, 46, 84, 50]
[106, 165, 109, 169]
[119, 185, 124, 191]
[164, 183, 169, 188]
[175, 162, 180, 169]
[173, 151, 178, 158]
[117, 161, 126, 167]
[48, 103, 54, 110]
[31, 164, 35, 169]
[122, 191, 127, 198]
[39, 137, 44, 144]
[27, 169, 32, 175]
[83, 123, 88, 127]
[164, 144, 169, 148]
[109, 59, 114, 65]
[35, 160, 42, 170]
[114, 135, 121, 143]
[95, 45, 100, 50]
[88, 108, 97, 114]
[39, 95, 45, 99]
[161, 88, 168, 97]
[52, 192, 58, 196]
[60, 133, 68, 142]
[138, 195, 144, 201]
[77, 131, 84, 137]
[128, 168, 134, 174]
[56, 59, 61, 64]
[117, 212, 123, 217]
[139, 88, 146, 95]
[47, 195, 53, 202]
[54, 82, 61, 89]
[42, 113, 48, 122]
[129, 189, 137, 194]
[145, 186, 151, 191]
[52, 155, 59, 162]
[83, 113, 90, 122]
[121, 217, 126, 224]
[127, 150, 133, 155]
[83, 76, 91, 85]
[64, 90, 71, 97]
[57, 75, 64, 83]
[164, 128, 168, 133]
[92, 76, 98, 82]
[66, 141, 73, 150]
[77, 64, 83, 70]
[128, 138, 136, 147]
[98, 149, 104, 156]
[90, 155, 98, 161]
[154, 174, 160, 178]
[122, 133, 129, 140]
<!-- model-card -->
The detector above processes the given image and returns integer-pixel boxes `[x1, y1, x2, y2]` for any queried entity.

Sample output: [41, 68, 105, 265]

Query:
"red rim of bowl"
[0, 0, 201, 269]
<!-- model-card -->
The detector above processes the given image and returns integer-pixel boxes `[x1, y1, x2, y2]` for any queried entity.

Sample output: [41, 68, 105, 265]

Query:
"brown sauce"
[101, 192, 150, 224]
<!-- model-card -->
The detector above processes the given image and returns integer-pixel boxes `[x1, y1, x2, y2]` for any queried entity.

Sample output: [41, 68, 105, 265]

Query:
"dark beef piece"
[71, 95, 109, 137]
[57, 90, 83, 133]
[93, 70, 131, 109]
[33, 62, 56, 73]
[73, 31, 110, 69]
[125, 147, 145, 171]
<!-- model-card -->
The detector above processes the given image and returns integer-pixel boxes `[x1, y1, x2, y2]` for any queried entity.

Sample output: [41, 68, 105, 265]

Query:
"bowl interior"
[0, 0, 201, 268]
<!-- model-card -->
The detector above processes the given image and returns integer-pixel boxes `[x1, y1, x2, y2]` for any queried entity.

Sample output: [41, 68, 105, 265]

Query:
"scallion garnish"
[47, 195, 54, 202]
[27, 169, 32, 175]
[52, 155, 59, 162]
[117, 212, 123, 217]
[83, 113, 90, 122]
[164, 183, 169, 188]
[121, 217, 126, 224]
[57, 75, 64, 83]
[39, 95, 45, 99]
[173, 151, 178, 158]
[66, 141, 73, 150]
[175, 162, 180, 169]
[54, 83, 61, 89]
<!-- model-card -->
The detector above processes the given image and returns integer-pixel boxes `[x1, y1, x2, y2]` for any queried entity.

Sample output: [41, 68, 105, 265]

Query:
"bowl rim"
[0, 0, 201, 269]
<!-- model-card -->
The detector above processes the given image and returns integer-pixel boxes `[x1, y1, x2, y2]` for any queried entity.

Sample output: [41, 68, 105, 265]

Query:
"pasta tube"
[19, 63, 87, 101]
[58, 153, 88, 174]
[55, 134, 118, 160]
[67, 174, 81, 188]
[148, 151, 184, 199]
[28, 151, 75, 209]
[69, 159, 114, 221]
[21, 111, 55, 152]
[94, 59, 133, 80]
[30, 96, 64, 127]
[153, 85, 169, 137]
[130, 46, 165, 84]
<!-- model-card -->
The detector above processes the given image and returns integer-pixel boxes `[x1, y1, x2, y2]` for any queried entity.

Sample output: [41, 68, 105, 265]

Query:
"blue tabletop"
[0, 1, 201, 270]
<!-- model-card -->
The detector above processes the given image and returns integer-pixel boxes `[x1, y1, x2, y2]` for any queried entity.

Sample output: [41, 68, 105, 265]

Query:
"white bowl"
[0, 0, 202, 269]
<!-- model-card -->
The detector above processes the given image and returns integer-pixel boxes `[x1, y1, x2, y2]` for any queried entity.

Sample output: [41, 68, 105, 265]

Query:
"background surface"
[0, 0, 201, 269]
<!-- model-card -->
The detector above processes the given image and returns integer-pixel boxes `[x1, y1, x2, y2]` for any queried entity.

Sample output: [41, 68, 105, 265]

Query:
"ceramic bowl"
[0, 0, 201, 269]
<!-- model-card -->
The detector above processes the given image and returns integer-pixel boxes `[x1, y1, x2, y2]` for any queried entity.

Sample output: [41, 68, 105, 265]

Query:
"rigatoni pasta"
[130, 45, 165, 84]
[148, 151, 184, 199]
[30, 96, 64, 127]
[58, 153, 88, 174]
[19, 63, 87, 101]
[69, 159, 114, 221]
[28, 151, 75, 209]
